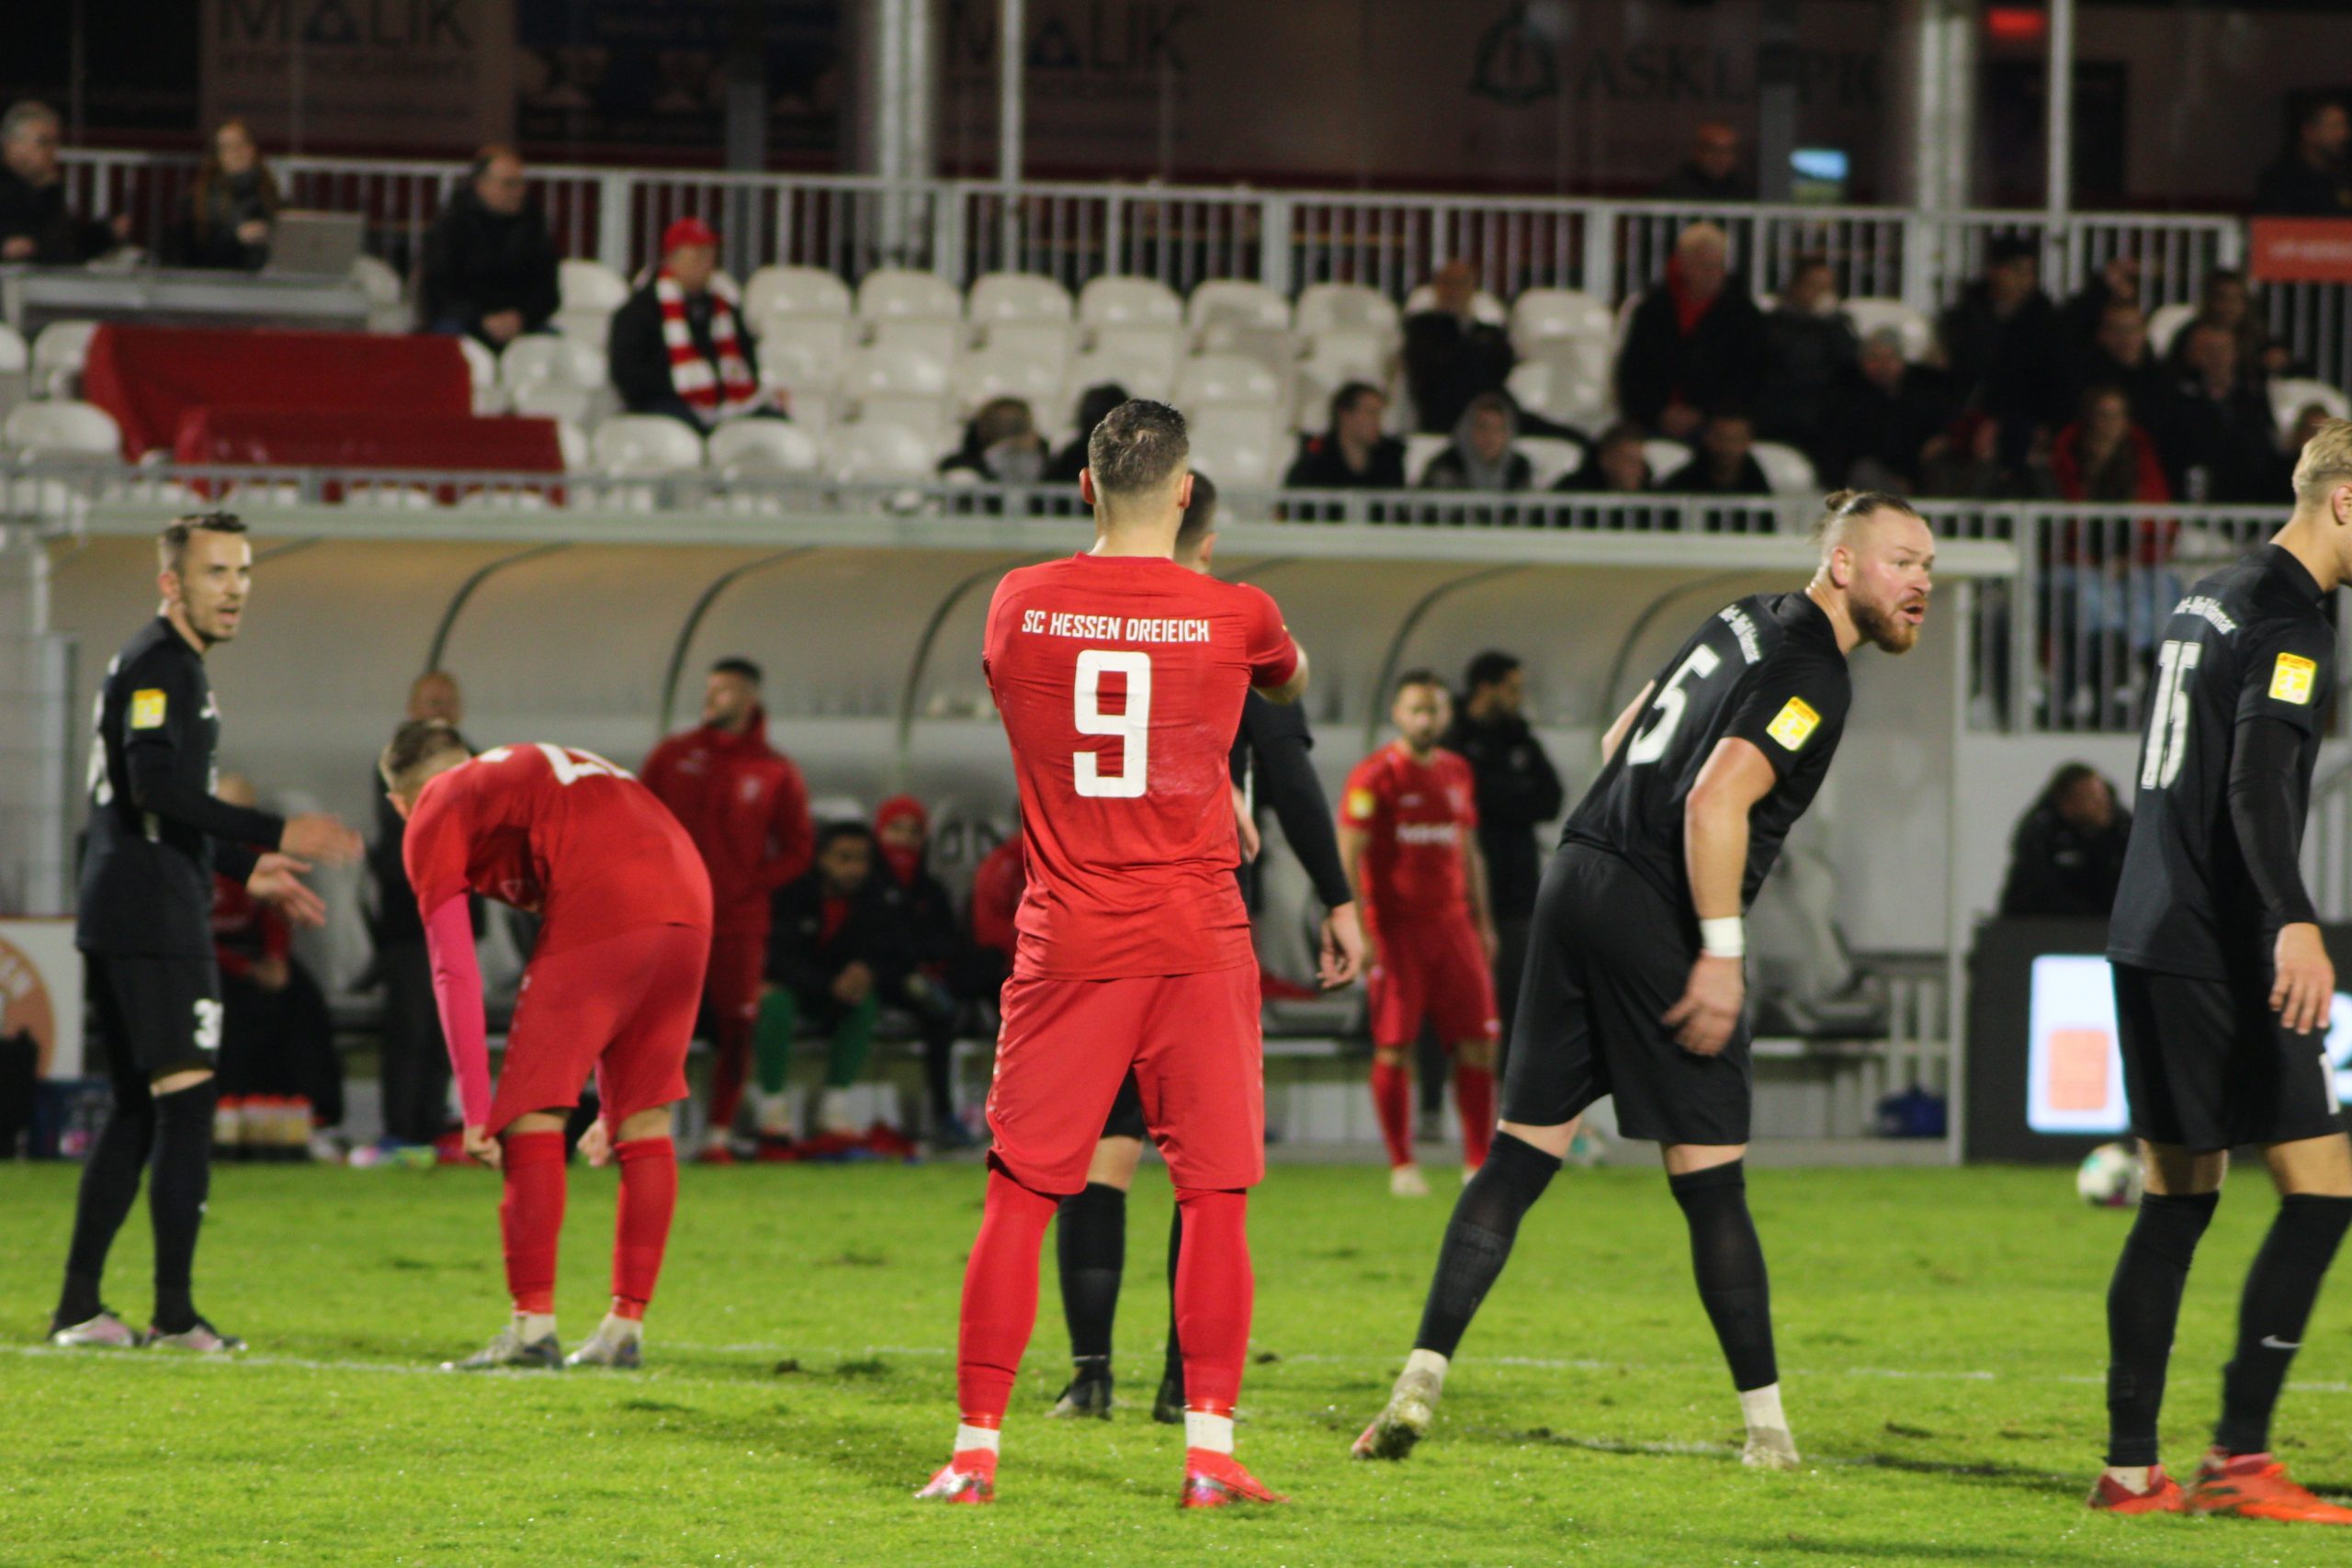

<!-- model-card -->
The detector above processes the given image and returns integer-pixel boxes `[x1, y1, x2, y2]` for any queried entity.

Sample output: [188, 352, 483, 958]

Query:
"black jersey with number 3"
[2109, 546, 2336, 983]
[1562, 591, 1852, 915]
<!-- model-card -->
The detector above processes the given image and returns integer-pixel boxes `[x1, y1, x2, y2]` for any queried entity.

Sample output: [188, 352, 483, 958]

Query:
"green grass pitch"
[3, 1160, 2348, 1566]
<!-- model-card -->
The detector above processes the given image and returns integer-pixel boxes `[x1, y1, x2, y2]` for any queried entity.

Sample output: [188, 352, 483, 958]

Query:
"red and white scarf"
[658, 270, 761, 425]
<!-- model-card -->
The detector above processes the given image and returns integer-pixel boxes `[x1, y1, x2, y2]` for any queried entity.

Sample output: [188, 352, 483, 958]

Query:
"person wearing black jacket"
[1284, 382, 1408, 491]
[1997, 763, 2131, 919]
[0, 101, 124, 264]
[1046, 382, 1128, 483]
[419, 146, 560, 348]
[752, 823, 902, 1145]
[872, 795, 977, 1149]
[1443, 652, 1566, 1077]
[1402, 262, 1516, 436]
[1613, 223, 1766, 441]
[53, 513, 356, 1353]
[2253, 98, 2352, 218]
[1046, 474, 1364, 1425]
[1937, 239, 2062, 469]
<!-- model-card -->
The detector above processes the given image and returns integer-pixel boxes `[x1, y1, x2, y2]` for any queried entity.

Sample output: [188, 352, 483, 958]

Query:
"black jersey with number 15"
[2108, 547, 2335, 983]
[1561, 592, 1853, 917]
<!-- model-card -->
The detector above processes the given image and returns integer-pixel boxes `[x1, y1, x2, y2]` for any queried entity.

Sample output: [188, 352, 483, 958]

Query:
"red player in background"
[640, 656, 812, 1161]
[381, 723, 712, 1372]
[917, 400, 1358, 1509]
[1341, 671, 1502, 1196]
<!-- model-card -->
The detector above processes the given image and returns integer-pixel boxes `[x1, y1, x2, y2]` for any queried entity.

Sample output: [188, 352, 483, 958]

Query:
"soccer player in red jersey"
[379, 722, 714, 1371]
[1341, 671, 1502, 1196]
[917, 400, 1355, 1509]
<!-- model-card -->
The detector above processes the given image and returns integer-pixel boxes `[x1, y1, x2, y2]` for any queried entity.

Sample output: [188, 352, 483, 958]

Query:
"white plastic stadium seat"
[1196, 321, 1297, 385]
[511, 382, 611, 428]
[1645, 438, 1694, 483]
[1176, 353, 1283, 406]
[1185, 403, 1284, 488]
[830, 418, 939, 482]
[855, 267, 962, 322]
[4, 398, 121, 461]
[349, 254, 409, 333]
[501, 334, 605, 395]
[555, 420, 590, 473]
[559, 258, 629, 313]
[1403, 281, 1508, 324]
[2271, 376, 2352, 432]
[454, 334, 507, 414]
[1080, 324, 1182, 387]
[975, 318, 1075, 370]
[707, 418, 821, 478]
[1841, 298, 1934, 363]
[1295, 282, 1401, 343]
[1066, 345, 1174, 405]
[1187, 279, 1291, 333]
[0, 324, 27, 374]
[967, 272, 1074, 326]
[842, 344, 953, 400]
[1508, 288, 1613, 353]
[865, 316, 967, 367]
[745, 265, 853, 321]
[32, 320, 98, 399]
[592, 414, 706, 477]
[957, 346, 1067, 414]
[753, 314, 853, 388]
[2145, 301, 2198, 360]
[1517, 434, 1587, 491]
[1751, 441, 1819, 497]
[1404, 432, 1448, 485]
[1078, 276, 1182, 329]
[1505, 356, 1609, 433]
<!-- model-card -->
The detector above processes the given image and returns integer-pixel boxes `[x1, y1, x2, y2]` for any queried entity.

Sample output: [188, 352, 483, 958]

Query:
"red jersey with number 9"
[984, 554, 1299, 980]
[402, 741, 713, 957]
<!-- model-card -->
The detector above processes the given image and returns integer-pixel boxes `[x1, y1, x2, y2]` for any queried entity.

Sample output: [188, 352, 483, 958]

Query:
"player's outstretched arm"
[1600, 681, 1657, 765]
[247, 853, 329, 929]
[1665, 737, 1776, 1056]
[421, 894, 498, 1164]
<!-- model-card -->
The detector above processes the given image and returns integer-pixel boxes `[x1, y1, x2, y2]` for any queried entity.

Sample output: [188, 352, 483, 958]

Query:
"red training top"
[1340, 741, 1479, 930]
[640, 705, 812, 933]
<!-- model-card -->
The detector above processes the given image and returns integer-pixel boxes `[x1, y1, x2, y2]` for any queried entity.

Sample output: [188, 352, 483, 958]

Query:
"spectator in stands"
[609, 217, 786, 432]
[2168, 321, 2279, 502]
[2052, 385, 2170, 505]
[212, 775, 341, 1150]
[965, 822, 1023, 998]
[2278, 400, 2337, 493]
[1442, 651, 1564, 1077]
[1663, 408, 1770, 497]
[641, 656, 814, 1162]
[2060, 300, 2177, 449]
[1754, 254, 1857, 470]
[755, 822, 899, 1144]
[1046, 382, 1126, 484]
[174, 118, 278, 272]
[419, 144, 560, 348]
[1552, 422, 1654, 495]
[870, 795, 975, 1149]
[1401, 260, 1516, 435]
[1997, 763, 2131, 919]
[1655, 119, 1753, 202]
[1284, 381, 1407, 489]
[2254, 97, 2352, 217]
[2169, 269, 2288, 380]
[1826, 328, 1952, 492]
[1420, 391, 1532, 491]
[1920, 410, 2047, 501]
[1937, 237, 2060, 469]
[1614, 222, 1765, 441]
[2056, 254, 2140, 352]
[940, 396, 1048, 483]
[0, 101, 127, 264]
[368, 672, 468, 1156]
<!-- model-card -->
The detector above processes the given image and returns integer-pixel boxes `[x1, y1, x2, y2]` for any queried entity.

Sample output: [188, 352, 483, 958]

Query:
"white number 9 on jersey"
[1073, 649, 1152, 798]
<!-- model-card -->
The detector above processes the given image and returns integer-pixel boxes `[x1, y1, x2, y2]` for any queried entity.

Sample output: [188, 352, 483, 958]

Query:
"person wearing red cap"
[871, 795, 976, 1149]
[607, 216, 788, 432]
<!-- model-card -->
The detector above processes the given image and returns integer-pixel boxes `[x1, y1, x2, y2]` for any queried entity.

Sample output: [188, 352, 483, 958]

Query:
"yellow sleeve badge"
[1765, 696, 1821, 752]
[130, 689, 168, 730]
[1344, 786, 1379, 822]
[2269, 652, 2317, 706]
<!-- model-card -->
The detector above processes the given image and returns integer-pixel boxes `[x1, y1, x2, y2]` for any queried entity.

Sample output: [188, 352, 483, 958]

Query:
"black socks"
[56, 1081, 157, 1326]
[148, 1079, 219, 1336]
[1161, 1203, 1185, 1393]
[2103, 1190, 2220, 1467]
[2215, 1193, 2352, 1457]
[1412, 1132, 1561, 1358]
[1056, 1182, 1126, 1363]
[1668, 1160, 1779, 1393]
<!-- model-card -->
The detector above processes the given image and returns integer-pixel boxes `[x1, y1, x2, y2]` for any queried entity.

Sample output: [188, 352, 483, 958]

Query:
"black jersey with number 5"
[2108, 547, 2335, 983]
[1561, 591, 1852, 916]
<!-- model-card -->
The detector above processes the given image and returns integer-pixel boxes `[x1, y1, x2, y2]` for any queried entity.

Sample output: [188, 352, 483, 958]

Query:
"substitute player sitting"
[1354, 491, 1934, 1472]
[380, 723, 713, 1372]
[1342, 671, 1501, 1196]
[917, 400, 1347, 1509]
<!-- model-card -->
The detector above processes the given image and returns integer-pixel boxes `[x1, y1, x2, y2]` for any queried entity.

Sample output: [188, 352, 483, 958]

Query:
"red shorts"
[989, 964, 1264, 1196]
[1369, 913, 1499, 1049]
[492, 923, 709, 1134]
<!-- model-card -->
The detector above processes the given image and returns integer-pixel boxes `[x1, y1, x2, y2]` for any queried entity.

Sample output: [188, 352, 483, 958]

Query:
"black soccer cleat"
[1153, 1371, 1186, 1426]
[1048, 1367, 1114, 1419]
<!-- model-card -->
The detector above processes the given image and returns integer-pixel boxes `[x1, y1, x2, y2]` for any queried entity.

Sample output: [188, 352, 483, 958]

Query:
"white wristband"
[1699, 917, 1745, 959]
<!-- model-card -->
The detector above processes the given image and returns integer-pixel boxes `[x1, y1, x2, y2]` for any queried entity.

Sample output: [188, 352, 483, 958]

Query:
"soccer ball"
[2075, 1143, 2143, 1208]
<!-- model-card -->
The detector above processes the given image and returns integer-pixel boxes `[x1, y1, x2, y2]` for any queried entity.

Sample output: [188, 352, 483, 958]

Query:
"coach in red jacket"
[642, 657, 813, 1161]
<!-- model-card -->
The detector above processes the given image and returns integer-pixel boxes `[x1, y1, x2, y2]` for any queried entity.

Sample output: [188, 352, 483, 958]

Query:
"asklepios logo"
[0, 934, 57, 1075]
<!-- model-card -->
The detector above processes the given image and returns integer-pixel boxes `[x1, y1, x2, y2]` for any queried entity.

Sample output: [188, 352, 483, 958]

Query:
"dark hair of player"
[379, 718, 471, 797]
[1174, 472, 1221, 555]
[711, 657, 763, 685]
[157, 512, 248, 575]
[1086, 399, 1189, 499]
[1463, 650, 1521, 694]
[1807, 489, 1921, 550]
[1393, 667, 1443, 698]
[1327, 380, 1382, 428]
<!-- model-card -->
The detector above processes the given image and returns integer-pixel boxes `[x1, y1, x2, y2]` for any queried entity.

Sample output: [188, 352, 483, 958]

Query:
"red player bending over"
[918, 400, 1354, 1509]
[379, 723, 713, 1371]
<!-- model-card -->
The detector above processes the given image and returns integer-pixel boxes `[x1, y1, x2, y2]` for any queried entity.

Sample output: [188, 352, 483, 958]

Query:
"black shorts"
[1502, 844, 1752, 1146]
[1100, 1069, 1147, 1142]
[2111, 963, 2344, 1151]
[87, 952, 223, 1086]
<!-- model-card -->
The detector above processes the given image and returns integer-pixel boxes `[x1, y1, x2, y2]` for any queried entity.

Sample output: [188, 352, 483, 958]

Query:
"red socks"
[1455, 1064, 1496, 1168]
[956, 1165, 1059, 1423]
[611, 1135, 677, 1320]
[1172, 1188, 1252, 1413]
[499, 1131, 567, 1314]
[707, 1019, 752, 1133]
[1371, 1055, 1414, 1168]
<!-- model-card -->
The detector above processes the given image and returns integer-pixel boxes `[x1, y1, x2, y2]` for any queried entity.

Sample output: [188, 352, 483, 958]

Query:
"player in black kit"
[1351, 491, 1935, 1471]
[1047, 475, 1364, 1423]
[2087, 422, 2352, 1526]
[51, 513, 358, 1352]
